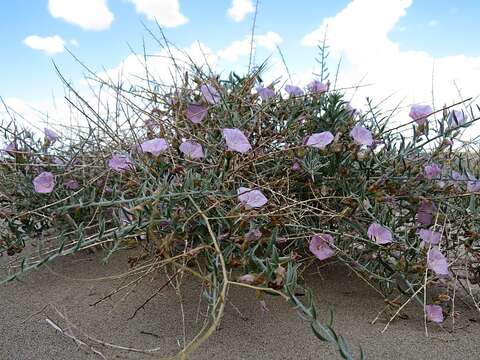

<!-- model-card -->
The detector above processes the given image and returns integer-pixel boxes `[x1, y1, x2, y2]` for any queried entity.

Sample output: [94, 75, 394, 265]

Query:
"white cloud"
[428, 19, 438, 27]
[228, 0, 255, 22]
[48, 0, 114, 31]
[1, 97, 78, 136]
[218, 32, 283, 62]
[91, 42, 217, 87]
[23, 35, 65, 55]
[301, 0, 480, 117]
[70, 39, 80, 47]
[127, 0, 188, 27]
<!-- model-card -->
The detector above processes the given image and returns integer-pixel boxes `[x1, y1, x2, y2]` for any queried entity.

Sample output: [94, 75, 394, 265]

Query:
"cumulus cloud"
[301, 0, 480, 113]
[91, 42, 217, 86]
[127, 0, 188, 27]
[228, 0, 255, 22]
[23, 35, 65, 55]
[48, 0, 114, 31]
[218, 32, 283, 62]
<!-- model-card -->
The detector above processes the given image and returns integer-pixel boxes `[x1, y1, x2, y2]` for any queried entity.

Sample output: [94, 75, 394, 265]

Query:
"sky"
[1, 0, 480, 132]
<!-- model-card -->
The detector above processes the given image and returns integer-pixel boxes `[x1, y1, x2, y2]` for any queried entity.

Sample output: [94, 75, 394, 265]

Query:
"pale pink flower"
[345, 102, 360, 117]
[256, 87, 276, 100]
[139, 138, 168, 156]
[108, 154, 133, 172]
[64, 179, 80, 190]
[424, 164, 441, 180]
[426, 305, 444, 323]
[222, 128, 251, 153]
[467, 180, 480, 193]
[419, 229, 441, 245]
[367, 223, 392, 244]
[245, 228, 262, 242]
[306, 131, 334, 150]
[285, 85, 304, 97]
[237, 187, 268, 208]
[448, 109, 466, 128]
[201, 84, 220, 105]
[185, 104, 208, 124]
[350, 125, 373, 146]
[409, 104, 432, 125]
[3, 142, 16, 156]
[417, 200, 437, 226]
[33, 171, 55, 194]
[309, 234, 335, 260]
[292, 158, 302, 171]
[44, 128, 60, 143]
[451, 171, 466, 188]
[307, 80, 328, 94]
[427, 248, 449, 275]
[179, 140, 204, 159]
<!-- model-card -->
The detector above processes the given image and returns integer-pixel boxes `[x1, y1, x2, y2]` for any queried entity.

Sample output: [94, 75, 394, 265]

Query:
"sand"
[1, 251, 479, 360]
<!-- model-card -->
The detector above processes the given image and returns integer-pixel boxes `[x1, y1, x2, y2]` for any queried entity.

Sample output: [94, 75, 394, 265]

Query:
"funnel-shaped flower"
[306, 131, 334, 150]
[417, 200, 437, 225]
[179, 140, 204, 159]
[3, 142, 16, 156]
[45, 128, 60, 144]
[256, 87, 275, 100]
[367, 223, 392, 244]
[33, 171, 55, 193]
[285, 85, 304, 97]
[139, 138, 168, 156]
[186, 104, 208, 124]
[419, 229, 441, 245]
[350, 125, 373, 146]
[409, 104, 432, 125]
[467, 180, 480, 193]
[223, 128, 251, 153]
[426, 305, 444, 323]
[65, 179, 80, 190]
[448, 110, 466, 128]
[427, 248, 449, 275]
[309, 233, 335, 260]
[201, 84, 220, 105]
[108, 154, 133, 172]
[307, 80, 328, 94]
[424, 164, 441, 180]
[237, 187, 267, 208]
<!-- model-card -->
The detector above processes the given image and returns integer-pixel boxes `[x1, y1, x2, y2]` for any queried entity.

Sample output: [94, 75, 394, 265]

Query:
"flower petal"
[306, 131, 334, 149]
[367, 223, 393, 244]
[285, 85, 304, 97]
[139, 138, 169, 156]
[427, 248, 449, 275]
[409, 104, 432, 125]
[44, 128, 60, 143]
[256, 87, 276, 100]
[424, 164, 441, 180]
[426, 304, 444, 323]
[33, 171, 55, 194]
[201, 84, 221, 105]
[223, 128, 251, 153]
[350, 125, 373, 146]
[419, 229, 441, 245]
[186, 104, 208, 124]
[237, 187, 268, 208]
[307, 80, 328, 94]
[179, 140, 204, 159]
[108, 154, 133, 172]
[309, 234, 335, 260]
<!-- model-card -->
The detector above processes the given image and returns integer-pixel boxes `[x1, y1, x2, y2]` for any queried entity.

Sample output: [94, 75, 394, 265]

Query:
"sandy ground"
[1, 251, 480, 360]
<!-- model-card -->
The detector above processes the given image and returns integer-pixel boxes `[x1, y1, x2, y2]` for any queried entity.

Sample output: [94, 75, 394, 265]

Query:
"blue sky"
[1, 0, 479, 122]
